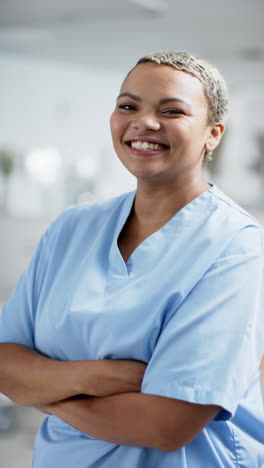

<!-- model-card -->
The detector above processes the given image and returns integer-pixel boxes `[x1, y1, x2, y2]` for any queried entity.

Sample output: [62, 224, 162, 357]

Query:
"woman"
[0, 52, 263, 467]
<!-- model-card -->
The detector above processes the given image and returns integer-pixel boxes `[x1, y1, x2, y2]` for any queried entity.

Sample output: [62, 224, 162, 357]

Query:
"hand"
[79, 359, 147, 397]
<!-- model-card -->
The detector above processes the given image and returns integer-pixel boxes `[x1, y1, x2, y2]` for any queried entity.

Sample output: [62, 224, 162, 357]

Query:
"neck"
[133, 174, 210, 226]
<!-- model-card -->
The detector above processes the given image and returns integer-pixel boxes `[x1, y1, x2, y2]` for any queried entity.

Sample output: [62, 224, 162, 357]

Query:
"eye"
[161, 109, 184, 116]
[118, 103, 137, 111]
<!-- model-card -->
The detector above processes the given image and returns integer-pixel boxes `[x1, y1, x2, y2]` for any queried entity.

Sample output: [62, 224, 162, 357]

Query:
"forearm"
[0, 343, 86, 406]
[0, 344, 146, 407]
[42, 393, 185, 452]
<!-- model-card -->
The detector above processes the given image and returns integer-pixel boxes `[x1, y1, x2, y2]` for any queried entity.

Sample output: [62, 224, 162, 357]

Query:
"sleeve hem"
[141, 382, 235, 420]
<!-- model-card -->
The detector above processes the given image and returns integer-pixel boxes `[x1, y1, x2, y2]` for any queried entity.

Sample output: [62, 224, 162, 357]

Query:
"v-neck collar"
[107, 190, 136, 279]
[107, 184, 216, 285]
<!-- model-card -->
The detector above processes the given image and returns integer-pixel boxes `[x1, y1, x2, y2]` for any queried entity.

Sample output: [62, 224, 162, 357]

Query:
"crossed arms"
[0, 343, 220, 452]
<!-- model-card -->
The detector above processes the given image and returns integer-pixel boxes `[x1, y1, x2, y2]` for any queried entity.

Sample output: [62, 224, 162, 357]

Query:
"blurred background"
[0, 0, 264, 466]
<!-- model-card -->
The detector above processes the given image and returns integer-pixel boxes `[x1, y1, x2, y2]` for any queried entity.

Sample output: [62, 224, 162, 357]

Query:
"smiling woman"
[0, 52, 263, 468]
[110, 60, 225, 188]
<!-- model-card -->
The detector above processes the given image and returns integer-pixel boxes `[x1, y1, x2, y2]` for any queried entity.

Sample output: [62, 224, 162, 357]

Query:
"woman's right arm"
[0, 343, 146, 407]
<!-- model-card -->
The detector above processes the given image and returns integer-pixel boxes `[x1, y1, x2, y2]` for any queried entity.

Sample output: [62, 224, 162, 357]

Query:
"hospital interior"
[0, 0, 264, 466]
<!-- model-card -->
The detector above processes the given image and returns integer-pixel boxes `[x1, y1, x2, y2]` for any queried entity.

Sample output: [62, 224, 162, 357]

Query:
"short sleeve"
[141, 226, 264, 421]
[0, 225, 52, 348]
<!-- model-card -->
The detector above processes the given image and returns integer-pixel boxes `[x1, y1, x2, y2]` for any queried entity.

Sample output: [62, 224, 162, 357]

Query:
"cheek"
[110, 112, 124, 140]
[110, 113, 117, 136]
[168, 122, 190, 145]
[170, 120, 207, 144]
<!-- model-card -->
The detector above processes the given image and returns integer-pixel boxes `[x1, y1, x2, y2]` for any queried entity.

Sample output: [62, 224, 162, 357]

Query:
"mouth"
[125, 139, 170, 155]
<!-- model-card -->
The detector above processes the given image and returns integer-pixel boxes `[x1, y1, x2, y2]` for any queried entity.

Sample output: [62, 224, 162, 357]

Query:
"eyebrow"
[117, 92, 141, 101]
[159, 97, 191, 108]
[117, 92, 192, 108]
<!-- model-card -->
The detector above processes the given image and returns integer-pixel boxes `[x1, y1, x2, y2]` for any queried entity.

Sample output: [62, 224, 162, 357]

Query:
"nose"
[131, 112, 161, 131]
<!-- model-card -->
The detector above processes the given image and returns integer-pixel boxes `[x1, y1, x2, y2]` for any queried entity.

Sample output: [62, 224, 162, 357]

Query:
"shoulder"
[55, 191, 131, 227]
[210, 185, 263, 257]
[43, 191, 134, 253]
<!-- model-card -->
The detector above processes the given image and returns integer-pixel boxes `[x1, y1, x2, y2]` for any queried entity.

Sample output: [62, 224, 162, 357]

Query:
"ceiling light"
[129, 0, 167, 14]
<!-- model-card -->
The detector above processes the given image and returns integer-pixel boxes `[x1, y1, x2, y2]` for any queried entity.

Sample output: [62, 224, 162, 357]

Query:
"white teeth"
[130, 141, 165, 151]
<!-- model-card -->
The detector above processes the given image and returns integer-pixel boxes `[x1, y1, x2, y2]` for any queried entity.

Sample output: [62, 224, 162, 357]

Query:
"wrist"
[69, 360, 100, 396]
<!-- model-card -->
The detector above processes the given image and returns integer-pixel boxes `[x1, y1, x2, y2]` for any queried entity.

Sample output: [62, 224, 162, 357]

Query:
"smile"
[126, 140, 169, 152]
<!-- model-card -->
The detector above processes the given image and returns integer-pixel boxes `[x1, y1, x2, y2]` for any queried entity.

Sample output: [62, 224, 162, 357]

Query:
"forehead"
[121, 62, 207, 107]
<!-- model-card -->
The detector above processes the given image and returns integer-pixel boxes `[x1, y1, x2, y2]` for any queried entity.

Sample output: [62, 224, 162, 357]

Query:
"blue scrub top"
[0, 184, 264, 468]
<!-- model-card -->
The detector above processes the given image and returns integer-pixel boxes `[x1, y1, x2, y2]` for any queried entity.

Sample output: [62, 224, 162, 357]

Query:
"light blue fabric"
[0, 184, 264, 468]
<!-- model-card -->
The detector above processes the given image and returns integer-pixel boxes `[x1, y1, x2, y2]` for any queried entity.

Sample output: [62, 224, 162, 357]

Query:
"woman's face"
[110, 62, 222, 184]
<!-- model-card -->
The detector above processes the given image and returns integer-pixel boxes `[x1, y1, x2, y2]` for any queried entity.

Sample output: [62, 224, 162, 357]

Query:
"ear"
[205, 123, 225, 153]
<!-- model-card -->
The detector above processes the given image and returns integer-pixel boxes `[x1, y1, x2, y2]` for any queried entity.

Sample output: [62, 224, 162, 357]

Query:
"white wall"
[0, 53, 136, 208]
[215, 82, 264, 208]
[0, 54, 111, 158]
